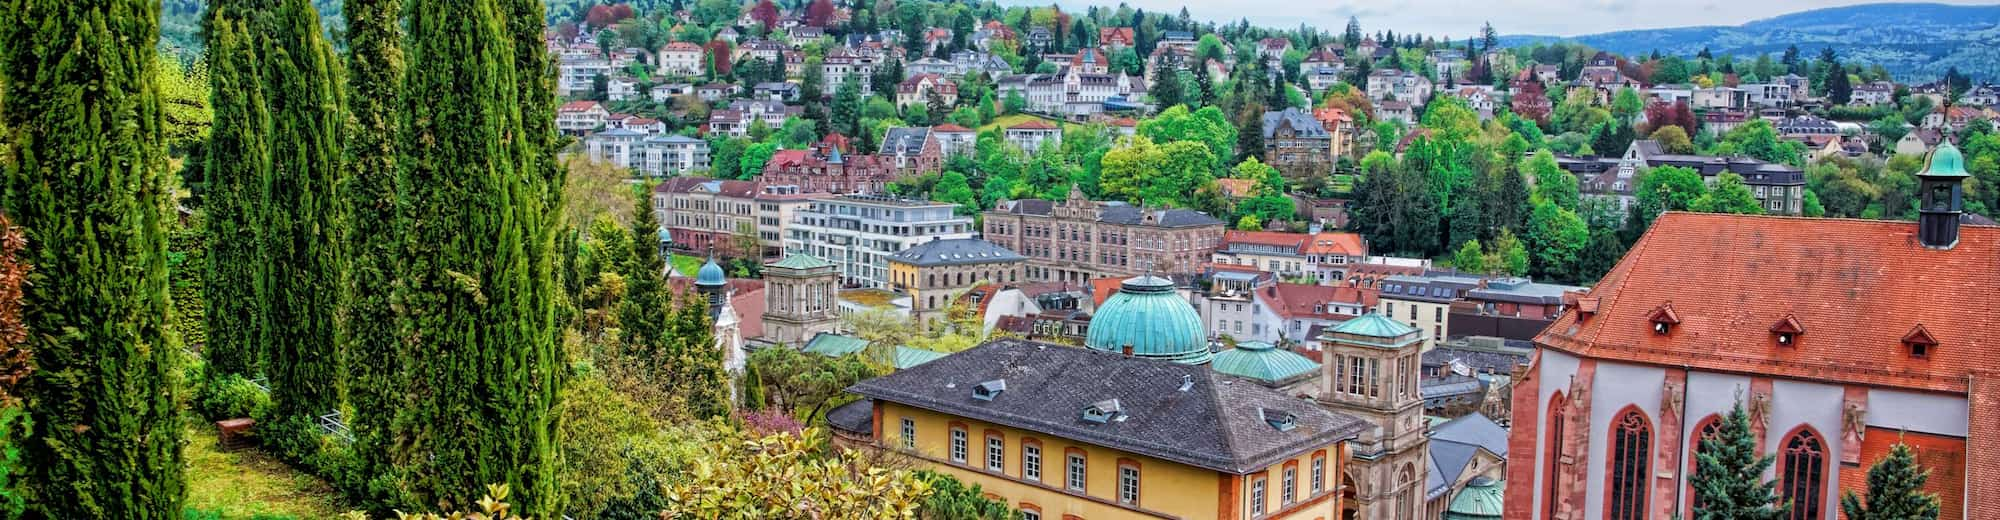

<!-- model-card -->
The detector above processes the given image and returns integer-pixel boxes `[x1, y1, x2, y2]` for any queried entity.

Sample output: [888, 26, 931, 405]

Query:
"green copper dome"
[1085, 276, 1211, 364]
[1921, 142, 1970, 178]
[1443, 478, 1504, 519]
[1211, 342, 1319, 384]
[696, 255, 727, 286]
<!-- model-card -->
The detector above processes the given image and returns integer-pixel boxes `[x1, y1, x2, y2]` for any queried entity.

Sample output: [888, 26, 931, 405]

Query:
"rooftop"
[847, 339, 1369, 474]
[888, 238, 1025, 267]
[1538, 212, 2000, 393]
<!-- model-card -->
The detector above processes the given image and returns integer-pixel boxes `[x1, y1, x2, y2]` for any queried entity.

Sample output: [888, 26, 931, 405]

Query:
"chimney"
[1121, 343, 1134, 358]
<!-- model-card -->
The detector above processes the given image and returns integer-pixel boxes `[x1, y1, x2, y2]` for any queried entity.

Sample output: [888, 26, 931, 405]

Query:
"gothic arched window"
[1686, 415, 1725, 514]
[1543, 392, 1568, 520]
[1606, 408, 1651, 520]
[1780, 428, 1827, 520]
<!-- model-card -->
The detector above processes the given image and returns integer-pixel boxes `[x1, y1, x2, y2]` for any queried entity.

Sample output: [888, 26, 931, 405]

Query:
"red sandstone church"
[1504, 143, 1997, 520]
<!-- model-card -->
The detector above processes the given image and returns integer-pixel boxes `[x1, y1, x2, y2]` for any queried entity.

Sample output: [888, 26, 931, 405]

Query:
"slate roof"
[848, 339, 1368, 474]
[1098, 205, 1225, 227]
[882, 126, 931, 156]
[826, 398, 875, 434]
[888, 238, 1024, 267]
[1428, 413, 1509, 499]
[1263, 107, 1331, 140]
[1537, 212, 2000, 393]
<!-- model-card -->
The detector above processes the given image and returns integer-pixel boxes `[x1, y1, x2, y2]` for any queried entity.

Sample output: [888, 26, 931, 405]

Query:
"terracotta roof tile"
[1536, 212, 2000, 393]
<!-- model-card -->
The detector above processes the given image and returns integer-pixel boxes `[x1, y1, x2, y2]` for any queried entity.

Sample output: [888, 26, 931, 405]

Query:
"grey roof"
[1099, 205, 1225, 228]
[1263, 108, 1331, 140]
[827, 398, 875, 434]
[1422, 346, 1530, 375]
[847, 339, 1369, 474]
[1428, 412, 1510, 495]
[1421, 375, 1484, 399]
[889, 238, 1024, 267]
[882, 126, 931, 156]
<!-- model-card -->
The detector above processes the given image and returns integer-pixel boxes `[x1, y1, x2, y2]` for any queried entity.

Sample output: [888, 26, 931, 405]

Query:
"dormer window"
[1647, 303, 1681, 335]
[1903, 325, 1938, 359]
[1082, 399, 1123, 424]
[1260, 408, 1298, 432]
[1770, 315, 1804, 347]
[972, 379, 1006, 401]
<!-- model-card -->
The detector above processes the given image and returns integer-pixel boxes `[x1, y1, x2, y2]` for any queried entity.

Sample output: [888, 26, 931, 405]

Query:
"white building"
[1367, 69, 1434, 107]
[783, 194, 977, 288]
[585, 131, 710, 177]
[556, 100, 609, 134]
[658, 42, 704, 76]
[556, 54, 614, 97]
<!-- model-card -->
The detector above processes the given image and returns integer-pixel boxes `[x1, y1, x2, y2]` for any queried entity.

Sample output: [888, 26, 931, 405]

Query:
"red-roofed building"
[556, 100, 609, 134]
[894, 73, 958, 108]
[756, 135, 901, 194]
[1099, 27, 1135, 49]
[1211, 230, 1369, 283]
[1508, 163, 1993, 520]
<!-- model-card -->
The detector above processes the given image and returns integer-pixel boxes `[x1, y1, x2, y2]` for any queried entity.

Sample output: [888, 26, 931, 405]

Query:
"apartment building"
[784, 194, 976, 288]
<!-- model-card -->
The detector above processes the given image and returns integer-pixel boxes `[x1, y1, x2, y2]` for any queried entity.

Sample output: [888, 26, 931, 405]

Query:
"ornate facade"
[983, 186, 1225, 284]
[762, 253, 840, 347]
[1317, 314, 1431, 520]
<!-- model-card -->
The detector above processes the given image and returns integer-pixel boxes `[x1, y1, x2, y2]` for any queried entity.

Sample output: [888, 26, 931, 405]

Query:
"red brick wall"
[1504, 352, 1543, 520]
[1960, 371, 2000, 520]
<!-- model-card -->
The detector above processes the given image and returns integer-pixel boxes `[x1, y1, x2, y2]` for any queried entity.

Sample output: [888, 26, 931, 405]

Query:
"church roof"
[695, 256, 727, 285]
[847, 339, 1368, 474]
[1537, 212, 2000, 393]
[1085, 276, 1211, 364]
[1443, 478, 1504, 519]
[1921, 142, 1970, 178]
[1211, 342, 1320, 384]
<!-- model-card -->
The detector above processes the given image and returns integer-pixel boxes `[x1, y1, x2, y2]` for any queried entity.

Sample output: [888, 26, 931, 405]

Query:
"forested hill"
[1500, 3, 2000, 83]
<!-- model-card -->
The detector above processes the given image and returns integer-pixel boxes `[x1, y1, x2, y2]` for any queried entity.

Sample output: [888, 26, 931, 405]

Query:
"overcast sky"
[1048, 0, 1992, 38]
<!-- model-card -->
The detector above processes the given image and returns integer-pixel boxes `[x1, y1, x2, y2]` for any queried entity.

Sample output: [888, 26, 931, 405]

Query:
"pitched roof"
[1537, 212, 2000, 393]
[893, 346, 950, 369]
[1263, 108, 1331, 139]
[803, 332, 869, 357]
[1260, 283, 1377, 321]
[888, 238, 1024, 267]
[1302, 232, 1366, 257]
[768, 252, 834, 270]
[1007, 119, 1060, 130]
[558, 100, 602, 112]
[1211, 341, 1321, 384]
[847, 339, 1368, 474]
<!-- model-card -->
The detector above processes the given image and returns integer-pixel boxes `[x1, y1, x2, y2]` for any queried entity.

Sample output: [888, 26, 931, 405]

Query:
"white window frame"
[1024, 443, 1042, 482]
[900, 418, 916, 450]
[949, 428, 967, 463]
[1311, 457, 1325, 494]
[1067, 453, 1087, 492]
[1282, 467, 1297, 504]
[1118, 465, 1140, 505]
[986, 436, 1005, 472]
[1251, 477, 1267, 515]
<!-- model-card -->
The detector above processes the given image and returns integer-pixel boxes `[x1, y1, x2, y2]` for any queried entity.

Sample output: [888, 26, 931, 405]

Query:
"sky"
[1026, 0, 1994, 38]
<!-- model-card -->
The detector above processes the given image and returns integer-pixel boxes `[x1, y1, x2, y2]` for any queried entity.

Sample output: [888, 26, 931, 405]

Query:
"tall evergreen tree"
[341, 0, 407, 505]
[1840, 442, 1940, 520]
[1, 0, 186, 516]
[202, 2, 272, 378]
[259, 0, 349, 455]
[619, 186, 668, 351]
[1690, 403, 1786, 520]
[398, 0, 565, 514]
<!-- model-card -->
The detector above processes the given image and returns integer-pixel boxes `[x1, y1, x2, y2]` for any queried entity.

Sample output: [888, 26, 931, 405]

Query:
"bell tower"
[1316, 312, 1430, 520]
[763, 252, 841, 346]
[1916, 141, 1970, 249]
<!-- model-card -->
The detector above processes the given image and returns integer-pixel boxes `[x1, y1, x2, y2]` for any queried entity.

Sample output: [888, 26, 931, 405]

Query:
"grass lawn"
[670, 253, 703, 277]
[184, 422, 348, 519]
[977, 113, 1085, 133]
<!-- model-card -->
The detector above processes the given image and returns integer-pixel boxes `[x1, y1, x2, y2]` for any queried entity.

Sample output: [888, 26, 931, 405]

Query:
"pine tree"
[202, 2, 272, 378]
[665, 297, 730, 419]
[619, 186, 669, 352]
[341, 0, 407, 506]
[1690, 403, 1786, 520]
[259, 0, 349, 456]
[1, 0, 186, 516]
[398, 0, 565, 514]
[1840, 443, 1940, 520]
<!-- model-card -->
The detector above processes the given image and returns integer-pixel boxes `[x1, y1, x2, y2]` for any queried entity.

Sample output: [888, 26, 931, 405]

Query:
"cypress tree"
[340, 0, 407, 505]
[0, 0, 186, 516]
[1690, 403, 1786, 520]
[258, 0, 349, 456]
[1839, 442, 1940, 520]
[398, 0, 565, 514]
[202, 1, 273, 378]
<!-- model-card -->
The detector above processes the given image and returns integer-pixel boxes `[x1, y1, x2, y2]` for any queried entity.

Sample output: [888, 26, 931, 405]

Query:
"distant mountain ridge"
[1499, 2, 2000, 83]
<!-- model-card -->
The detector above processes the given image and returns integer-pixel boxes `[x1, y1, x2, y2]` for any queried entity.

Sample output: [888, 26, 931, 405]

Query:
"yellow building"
[886, 237, 1025, 324]
[838, 339, 1368, 520]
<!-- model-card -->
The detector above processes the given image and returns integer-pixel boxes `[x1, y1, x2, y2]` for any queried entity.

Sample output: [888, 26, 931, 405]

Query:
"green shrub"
[195, 374, 271, 421]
